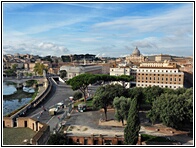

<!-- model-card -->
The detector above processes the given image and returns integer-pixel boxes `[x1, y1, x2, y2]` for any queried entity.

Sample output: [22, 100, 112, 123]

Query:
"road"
[26, 77, 100, 131]
[27, 78, 76, 131]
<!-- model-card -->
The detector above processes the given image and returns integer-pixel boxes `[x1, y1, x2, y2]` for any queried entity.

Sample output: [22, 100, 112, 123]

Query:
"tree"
[11, 64, 18, 71]
[142, 86, 163, 105]
[73, 91, 83, 101]
[93, 84, 127, 121]
[116, 75, 134, 87]
[113, 96, 131, 126]
[66, 73, 97, 102]
[147, 89, 193, 129]
[124, 98, 140, 145]
[128, 87, 144, 108]
[47, 133, 66, 145]
[33, 62, 48, 76]
[59, 70, 67, 79]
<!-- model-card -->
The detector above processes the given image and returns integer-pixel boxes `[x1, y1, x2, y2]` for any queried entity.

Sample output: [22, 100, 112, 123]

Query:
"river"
[3, 81, 35, 116]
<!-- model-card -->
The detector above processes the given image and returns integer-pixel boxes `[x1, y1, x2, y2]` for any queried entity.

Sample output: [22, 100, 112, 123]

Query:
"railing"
[10, 77, 52, 119]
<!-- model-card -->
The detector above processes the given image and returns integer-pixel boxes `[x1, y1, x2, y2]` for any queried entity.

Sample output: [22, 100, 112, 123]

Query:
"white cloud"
[3, 41, 69, 56]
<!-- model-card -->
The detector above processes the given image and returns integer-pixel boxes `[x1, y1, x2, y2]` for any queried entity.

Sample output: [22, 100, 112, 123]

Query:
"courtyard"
[3, 127, 37, 145]
[62, 108, 193, 145]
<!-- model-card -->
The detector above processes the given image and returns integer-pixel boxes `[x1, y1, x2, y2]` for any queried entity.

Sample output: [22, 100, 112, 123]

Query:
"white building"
[60, 64, 102, 80]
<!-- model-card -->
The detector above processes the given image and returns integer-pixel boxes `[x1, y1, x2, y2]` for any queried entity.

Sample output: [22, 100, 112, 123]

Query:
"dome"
[132, 47, 140, 56]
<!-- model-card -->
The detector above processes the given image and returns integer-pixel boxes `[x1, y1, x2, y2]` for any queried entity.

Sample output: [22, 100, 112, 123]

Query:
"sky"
[2, 2, 194, 57]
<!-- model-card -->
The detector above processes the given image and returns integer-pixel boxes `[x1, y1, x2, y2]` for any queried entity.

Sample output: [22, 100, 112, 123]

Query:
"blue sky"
[3, 2, 193, 57]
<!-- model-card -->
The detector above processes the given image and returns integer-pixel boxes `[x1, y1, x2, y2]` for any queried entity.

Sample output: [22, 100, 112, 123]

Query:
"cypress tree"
[124, 98, 140, 145]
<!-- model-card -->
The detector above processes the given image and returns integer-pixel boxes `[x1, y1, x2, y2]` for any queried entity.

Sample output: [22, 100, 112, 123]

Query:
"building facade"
[136, 61, 184, 89]
[110, 60, 184, 89]
[110, 64, 137, 88]
[60, 64, 102, 80]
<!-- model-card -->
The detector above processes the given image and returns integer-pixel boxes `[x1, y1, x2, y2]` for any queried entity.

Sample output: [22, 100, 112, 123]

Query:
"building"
[66, 134, 124, 145]
[155, 54, 172, 62]
[125, 47, 145, 63]
[3, 117, 50, 145]
[60, 64, 102, 80]
[136, 61, 184, 89]
[110, 63, 137, 88]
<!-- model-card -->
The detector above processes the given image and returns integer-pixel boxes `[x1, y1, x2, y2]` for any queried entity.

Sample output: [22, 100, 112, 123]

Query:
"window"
[94, 140, 98, 145]
[170, 78, 172, 81]
[84, 139, 88, 145]
[146, 77, 148, 80]
[179, 78, 181, 81]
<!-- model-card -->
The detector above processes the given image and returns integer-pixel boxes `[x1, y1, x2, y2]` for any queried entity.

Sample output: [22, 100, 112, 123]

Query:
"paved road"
[27, 78, 76, 131]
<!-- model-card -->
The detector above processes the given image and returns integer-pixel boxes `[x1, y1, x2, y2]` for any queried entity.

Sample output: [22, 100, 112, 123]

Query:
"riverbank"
[3, 89, 35, 100]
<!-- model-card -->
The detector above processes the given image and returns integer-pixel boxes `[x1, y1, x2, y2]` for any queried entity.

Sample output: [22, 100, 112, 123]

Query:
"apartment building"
[136, 61, 184, 89]
[110, 60, 184, 89]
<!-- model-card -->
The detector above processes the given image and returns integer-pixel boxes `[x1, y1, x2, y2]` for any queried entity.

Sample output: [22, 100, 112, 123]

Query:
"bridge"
[3, 76, 45, 84]
[3, 76, 48, 89]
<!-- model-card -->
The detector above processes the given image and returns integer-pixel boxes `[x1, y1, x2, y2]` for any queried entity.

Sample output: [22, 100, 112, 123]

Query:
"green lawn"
[74, 98, 93, 108]
[3, 127, 37, 145]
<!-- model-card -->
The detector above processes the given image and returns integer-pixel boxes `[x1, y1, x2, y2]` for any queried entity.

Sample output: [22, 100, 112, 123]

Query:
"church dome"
[132, 47, 140, 56]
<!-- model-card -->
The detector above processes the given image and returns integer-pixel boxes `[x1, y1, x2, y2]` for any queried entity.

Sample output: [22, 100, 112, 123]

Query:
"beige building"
[136, 61, 184, 89]
[155, 54, 172, 62]
[109, 60, 184, 89]
[60, 64, 102, 80]
[24, 63, 36, 71]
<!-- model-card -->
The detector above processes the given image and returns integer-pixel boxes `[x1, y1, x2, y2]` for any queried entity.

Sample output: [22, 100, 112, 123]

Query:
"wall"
[3, 117, 50, 145]
[67, 134, 124, 145]
[3, 117, 13, 127]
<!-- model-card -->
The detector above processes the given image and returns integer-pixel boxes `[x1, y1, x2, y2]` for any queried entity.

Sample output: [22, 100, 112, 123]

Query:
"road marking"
[47, 116, 55, 124]
[30, 111, 43, 118]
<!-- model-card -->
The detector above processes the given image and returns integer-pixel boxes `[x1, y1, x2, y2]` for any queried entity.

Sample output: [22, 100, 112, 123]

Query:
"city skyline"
[3, 2, 193, 57]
